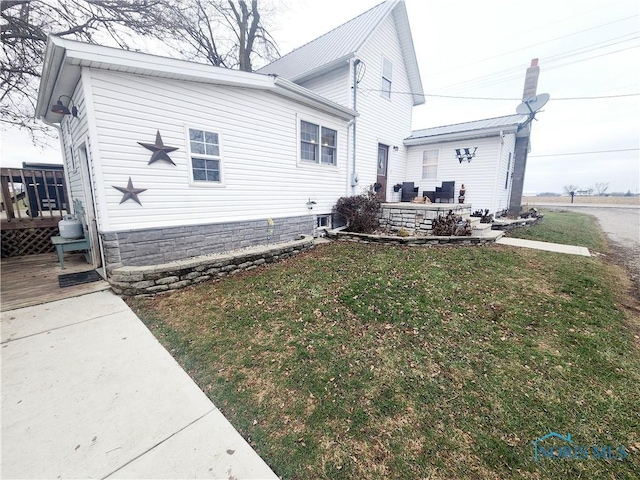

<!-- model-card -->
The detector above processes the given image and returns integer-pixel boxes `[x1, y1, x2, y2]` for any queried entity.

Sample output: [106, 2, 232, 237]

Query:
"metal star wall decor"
[113, 177, 147, 205]
[138, 130, 178, 165]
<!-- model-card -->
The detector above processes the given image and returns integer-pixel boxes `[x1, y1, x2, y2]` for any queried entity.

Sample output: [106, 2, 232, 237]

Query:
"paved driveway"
[1, 290, 277, 479]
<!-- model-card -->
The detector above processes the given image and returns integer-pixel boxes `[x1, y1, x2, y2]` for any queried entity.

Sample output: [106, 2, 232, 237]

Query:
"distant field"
[523, 196, 640, 206]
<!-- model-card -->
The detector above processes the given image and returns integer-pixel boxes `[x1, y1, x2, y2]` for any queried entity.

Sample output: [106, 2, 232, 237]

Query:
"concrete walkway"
[1, 290, 277, 479]
[496, 237, 591, 256]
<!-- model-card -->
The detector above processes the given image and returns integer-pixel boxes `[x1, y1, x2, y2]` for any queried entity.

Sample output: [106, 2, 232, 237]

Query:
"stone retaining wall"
[327, 230, 497, 246]
[108, 235, 314, 296]
[379, 203, 472, 233]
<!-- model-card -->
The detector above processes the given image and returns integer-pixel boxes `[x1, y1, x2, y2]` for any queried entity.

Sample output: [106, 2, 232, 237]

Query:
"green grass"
[507, 210, 609, 251]
[130, 240, 639, 479]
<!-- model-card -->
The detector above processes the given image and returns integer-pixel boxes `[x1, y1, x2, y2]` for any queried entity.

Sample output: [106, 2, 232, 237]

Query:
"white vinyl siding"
[61, 80, 89, 205]
[350, 15, 414, 200]
[407, 135, 515, 213]
[422, 149, 438, 179]
[298, 65, 350, 107]
[86, 68, 350, 231]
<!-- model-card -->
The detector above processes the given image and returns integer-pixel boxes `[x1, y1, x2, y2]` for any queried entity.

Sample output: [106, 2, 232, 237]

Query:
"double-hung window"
[422, 149, 439, 180]
[189, 128, 221, 183]
[381, 57, 393, 98]
[300, 120, 337, 166]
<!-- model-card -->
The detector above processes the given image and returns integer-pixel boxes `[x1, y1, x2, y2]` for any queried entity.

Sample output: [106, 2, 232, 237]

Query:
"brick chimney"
[522, 58, 540, 100]
[508, 59, 540, 216]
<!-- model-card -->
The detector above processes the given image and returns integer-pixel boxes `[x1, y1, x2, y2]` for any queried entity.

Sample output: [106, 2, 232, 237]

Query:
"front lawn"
[130, 241, 639, 479]
[507, 210, 609, 251]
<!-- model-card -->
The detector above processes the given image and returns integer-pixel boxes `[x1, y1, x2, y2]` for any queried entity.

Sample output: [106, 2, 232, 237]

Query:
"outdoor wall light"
[306, 198, 317, 210]
[393, 145, 399, 151]
[50, 95, 78, 118]
[455, 147, 477, 163]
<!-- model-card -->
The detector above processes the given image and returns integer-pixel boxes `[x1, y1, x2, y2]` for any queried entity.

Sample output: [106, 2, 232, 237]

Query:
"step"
[472, 222, 494, 236]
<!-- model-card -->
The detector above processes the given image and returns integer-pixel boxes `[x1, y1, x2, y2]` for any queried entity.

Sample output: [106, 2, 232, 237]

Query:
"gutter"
[273, 77, 357, 121]
[289, 54, 355, 84]
[404, 125, 520, 146]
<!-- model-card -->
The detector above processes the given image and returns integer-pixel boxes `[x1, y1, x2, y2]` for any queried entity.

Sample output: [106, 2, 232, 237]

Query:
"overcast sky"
[3, 0, 639, 194]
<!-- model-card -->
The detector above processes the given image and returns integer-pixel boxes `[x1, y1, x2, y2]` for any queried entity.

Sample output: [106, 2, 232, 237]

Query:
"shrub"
[470, 209, 494, 223]
[432, 210, 472, 236]
[333, 186, 382, 233]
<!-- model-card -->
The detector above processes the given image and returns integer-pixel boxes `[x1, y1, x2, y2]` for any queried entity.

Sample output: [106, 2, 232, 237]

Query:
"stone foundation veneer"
[379, 203, 472, 233]
[101, 215, 315, 268]
[108, 235, 314, 296]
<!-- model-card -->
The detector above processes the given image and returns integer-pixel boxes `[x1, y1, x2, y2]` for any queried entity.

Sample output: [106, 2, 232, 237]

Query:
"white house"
[35, 0, 533, 274]
[36, 37, 360, 269]
[405, 114, 530, 215]
[259, 0, 424, 202]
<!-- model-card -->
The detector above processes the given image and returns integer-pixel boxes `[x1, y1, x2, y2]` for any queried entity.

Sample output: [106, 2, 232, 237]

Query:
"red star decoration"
[113, 177, 147, 205]
[137, 130, 178, 165]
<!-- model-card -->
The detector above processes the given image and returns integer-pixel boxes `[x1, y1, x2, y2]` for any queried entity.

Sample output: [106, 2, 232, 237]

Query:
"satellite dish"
[516, 93, 550, 115]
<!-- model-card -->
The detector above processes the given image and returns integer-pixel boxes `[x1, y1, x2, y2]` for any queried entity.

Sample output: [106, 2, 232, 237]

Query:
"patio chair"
[401, 182, 419, 202]
[434, 181, 455, 203]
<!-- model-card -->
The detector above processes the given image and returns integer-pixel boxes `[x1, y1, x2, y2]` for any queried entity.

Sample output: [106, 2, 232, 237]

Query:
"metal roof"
[407, 114, 529, 142]
[257, 0, 424, 105]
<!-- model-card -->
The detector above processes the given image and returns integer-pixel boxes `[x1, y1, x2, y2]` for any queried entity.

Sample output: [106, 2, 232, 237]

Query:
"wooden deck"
[1, 253, 110, 312]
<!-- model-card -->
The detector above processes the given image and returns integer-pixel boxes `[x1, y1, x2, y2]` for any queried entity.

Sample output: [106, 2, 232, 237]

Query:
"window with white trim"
[300, 120, 337, 165]
[422, 149, 438, 179]
[381, 57, 393, 98]
[189, 128, 221, 182]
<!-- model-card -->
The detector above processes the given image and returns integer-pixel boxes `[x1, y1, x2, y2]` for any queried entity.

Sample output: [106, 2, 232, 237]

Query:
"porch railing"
[1, 167, 70, 220]
[1, 167, 71, 257]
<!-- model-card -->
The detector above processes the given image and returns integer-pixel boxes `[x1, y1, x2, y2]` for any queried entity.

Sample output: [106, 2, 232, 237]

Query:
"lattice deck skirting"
[1, 226, 59, 257]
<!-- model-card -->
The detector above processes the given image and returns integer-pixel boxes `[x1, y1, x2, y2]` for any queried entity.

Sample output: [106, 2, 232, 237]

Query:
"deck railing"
[1, 167, 70, 221]
[1, 167, 71, 257]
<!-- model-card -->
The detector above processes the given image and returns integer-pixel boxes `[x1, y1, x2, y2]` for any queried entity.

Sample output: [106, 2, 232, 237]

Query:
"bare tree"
[163, 0, 279, 72]
[1, 0, 173, 136]
[563, 184, 579, 195]
[1, 0, 279, 140]
[594, 182, 609, 196]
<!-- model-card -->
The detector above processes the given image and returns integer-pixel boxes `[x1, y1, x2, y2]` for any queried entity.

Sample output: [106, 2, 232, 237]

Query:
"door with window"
[377, 144, 389, 201]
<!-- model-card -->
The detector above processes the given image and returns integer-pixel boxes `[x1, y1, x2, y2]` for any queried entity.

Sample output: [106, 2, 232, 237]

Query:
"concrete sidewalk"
[496, 237, 591, 256]
[1, 291, 277, 479]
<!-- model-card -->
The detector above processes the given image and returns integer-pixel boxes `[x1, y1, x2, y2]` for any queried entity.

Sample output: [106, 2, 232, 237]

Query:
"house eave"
[289, 54, 355, 84]
[404, 125, 520, 146]
[37, 36, 357, 124]
[273, 77, 357, 120]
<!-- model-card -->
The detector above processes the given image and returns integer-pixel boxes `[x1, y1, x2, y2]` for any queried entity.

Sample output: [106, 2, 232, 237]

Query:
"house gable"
[258, 0, 424, 106]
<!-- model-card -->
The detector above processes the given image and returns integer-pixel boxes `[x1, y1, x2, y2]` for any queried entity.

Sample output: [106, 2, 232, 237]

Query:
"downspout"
[490, 131, 505, 214]
[351, 59, 361, 190]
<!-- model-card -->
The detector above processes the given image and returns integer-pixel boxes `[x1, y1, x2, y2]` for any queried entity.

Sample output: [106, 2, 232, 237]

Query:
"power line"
[426, 14, 639, 80]
[358, 89, 640, 101]
[529, 148, 640, 158]
[428, 33, 639, 94]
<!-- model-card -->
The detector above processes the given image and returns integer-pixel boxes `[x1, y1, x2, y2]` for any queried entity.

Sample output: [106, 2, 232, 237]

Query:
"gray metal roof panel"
[257, 1, 396, 80]
[408, 114, 528, 139]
